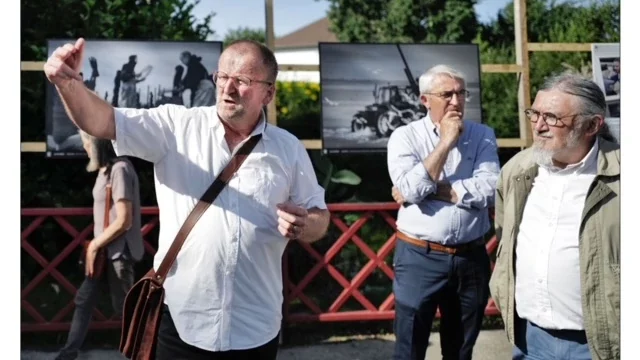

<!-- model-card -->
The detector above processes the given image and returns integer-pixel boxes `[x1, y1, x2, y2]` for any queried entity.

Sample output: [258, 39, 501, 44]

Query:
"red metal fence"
[21, 204, 499, 333]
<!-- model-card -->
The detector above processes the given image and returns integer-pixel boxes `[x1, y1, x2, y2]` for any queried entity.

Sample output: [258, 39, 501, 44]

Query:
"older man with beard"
[490, 73, 620, 360]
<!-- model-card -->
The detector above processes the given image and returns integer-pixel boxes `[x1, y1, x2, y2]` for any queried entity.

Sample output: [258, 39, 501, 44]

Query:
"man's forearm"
[57, 79, 116, 139]
[422, 142, 452, 183]
[430, 181, 458, 203]
[299, 208, 330, 243]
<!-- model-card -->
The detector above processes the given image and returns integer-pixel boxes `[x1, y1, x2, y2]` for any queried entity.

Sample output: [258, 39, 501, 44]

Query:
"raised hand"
[439, 110, 464, 148]
[43, 38, 85, 87]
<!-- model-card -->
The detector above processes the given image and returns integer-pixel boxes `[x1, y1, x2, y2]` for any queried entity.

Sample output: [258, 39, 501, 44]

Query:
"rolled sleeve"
[451, 127, 500, 209]
[112, 104, 178, 164]
[387, 128, 436, 204]
[291, 141, 327, 210]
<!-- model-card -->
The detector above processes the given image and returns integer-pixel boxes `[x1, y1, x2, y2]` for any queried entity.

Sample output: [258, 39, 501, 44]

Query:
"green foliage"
[276, 81, 321, 139]
[21, 0, 215, 60]
[324, 0, 480, 43]
[477, 0, 620, 138]
[331, 169, 362, 185]
[223, 27, 266, 48]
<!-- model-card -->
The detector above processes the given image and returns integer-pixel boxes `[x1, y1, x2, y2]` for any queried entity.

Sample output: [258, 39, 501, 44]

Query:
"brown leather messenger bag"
[119, 134, 262, 360]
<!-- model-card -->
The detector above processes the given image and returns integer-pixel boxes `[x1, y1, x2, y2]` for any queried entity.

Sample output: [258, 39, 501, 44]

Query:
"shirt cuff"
[451, 180, 470, 208]
[111, 108, 128, 157]
[412, 161, 437, 196]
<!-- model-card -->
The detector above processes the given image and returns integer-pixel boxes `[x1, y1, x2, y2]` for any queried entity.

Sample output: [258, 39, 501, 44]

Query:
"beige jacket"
[489, 137, 620, 360]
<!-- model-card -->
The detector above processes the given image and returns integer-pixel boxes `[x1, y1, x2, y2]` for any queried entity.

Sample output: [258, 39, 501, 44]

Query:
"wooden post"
[514, 0, 532, 147]
[265, 0, 277, 126]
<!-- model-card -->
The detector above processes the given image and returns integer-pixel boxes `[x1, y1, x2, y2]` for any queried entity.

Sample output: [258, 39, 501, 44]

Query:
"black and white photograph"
[45, 39, 223, 158]
[319, 43, 482, 154]
[591, 43, 620, 102]
[591, 43, 620, 142]
[607, 101, 620, 118]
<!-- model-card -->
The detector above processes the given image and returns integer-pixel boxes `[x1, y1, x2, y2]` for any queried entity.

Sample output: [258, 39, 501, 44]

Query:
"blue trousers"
[513, 319, 591, 360]
[392, 239, 491, 360]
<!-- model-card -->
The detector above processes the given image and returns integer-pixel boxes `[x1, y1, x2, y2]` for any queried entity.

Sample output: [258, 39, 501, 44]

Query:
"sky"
[192, 0, 514, 40]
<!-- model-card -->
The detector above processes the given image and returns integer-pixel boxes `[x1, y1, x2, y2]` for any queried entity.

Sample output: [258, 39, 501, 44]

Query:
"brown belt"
[396, 231, 485, 255]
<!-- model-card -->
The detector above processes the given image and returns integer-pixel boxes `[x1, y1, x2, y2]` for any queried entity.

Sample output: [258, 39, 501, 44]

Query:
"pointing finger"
[75, 38, 86, 52]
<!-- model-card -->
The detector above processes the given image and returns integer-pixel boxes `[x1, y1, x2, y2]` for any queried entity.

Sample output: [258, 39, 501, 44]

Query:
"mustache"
[535, 131, 553, 139]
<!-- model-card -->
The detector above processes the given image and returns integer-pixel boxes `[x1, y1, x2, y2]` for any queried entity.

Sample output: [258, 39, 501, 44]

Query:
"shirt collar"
[423, 113, 440, 137]
[211, 106, 269, 140]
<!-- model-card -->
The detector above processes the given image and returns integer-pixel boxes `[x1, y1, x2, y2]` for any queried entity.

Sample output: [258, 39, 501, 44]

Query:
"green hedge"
[275, 81, 321, 140]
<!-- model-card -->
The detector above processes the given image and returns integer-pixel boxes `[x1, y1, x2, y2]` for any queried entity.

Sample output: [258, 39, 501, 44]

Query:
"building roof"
[275, 17, 338, 49]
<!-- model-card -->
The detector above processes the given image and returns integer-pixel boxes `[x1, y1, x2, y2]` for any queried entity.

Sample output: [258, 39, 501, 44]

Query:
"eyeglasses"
[213, 71, 273, 88]
[524, 108, 587, 127]
[426, 89, 470, 102]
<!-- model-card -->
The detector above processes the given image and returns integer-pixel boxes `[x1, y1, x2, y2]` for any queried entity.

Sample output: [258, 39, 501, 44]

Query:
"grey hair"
[539, 71, 616, 142]
[418, 65, 466, 94]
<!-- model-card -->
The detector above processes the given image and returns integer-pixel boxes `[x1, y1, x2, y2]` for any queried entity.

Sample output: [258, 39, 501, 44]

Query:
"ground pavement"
[21, 329, 513, 360]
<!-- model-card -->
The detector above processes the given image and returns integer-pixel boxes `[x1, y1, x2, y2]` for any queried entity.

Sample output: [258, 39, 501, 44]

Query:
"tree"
[478, 0, 620, 138]
[323, 0, 619, 139]
[21, 0, 215, 207]
[223, 27, 266, 48]
[324, 0, 480, 43]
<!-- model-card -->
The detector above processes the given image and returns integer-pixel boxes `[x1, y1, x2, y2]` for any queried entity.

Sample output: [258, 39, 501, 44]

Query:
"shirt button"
[538, 279, 543, 284]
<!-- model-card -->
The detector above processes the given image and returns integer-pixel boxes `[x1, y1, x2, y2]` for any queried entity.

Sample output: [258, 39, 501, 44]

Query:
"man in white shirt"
[490, 73, 620, 360]
[44, 38, 330, 360]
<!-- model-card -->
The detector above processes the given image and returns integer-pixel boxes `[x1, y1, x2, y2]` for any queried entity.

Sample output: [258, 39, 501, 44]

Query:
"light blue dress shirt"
[387, 114, 500, 245]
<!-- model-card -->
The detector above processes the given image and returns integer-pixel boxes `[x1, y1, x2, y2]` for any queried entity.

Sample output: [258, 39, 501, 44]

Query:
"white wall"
[275, 47, 320, 83]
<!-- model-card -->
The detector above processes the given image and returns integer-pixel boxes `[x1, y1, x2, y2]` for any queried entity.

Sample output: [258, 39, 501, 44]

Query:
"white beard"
[531, 141, 555, 167]
[531, 125, 584, 168]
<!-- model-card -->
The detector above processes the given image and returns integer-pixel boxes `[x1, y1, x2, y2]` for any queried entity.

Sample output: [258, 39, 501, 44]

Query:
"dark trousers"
[392, 239, 491, 360]
[155, 305, 280, 360]
[56, 259, 135, 360]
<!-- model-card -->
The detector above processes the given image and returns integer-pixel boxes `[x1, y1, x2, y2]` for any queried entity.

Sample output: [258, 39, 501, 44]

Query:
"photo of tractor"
[350, 45, 426, 138]
[350, 83, 426, 137]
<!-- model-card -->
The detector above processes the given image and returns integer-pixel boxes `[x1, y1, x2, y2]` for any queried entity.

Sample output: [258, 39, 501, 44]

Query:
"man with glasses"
[387, 64, 500, 360]
[44, 38, 330, 360]
[490, 73, 620, 359]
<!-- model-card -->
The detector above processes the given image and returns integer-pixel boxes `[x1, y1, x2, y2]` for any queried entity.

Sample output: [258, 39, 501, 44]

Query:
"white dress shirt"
[515, 141, 598, 330]
[112, 104, 327, 351]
